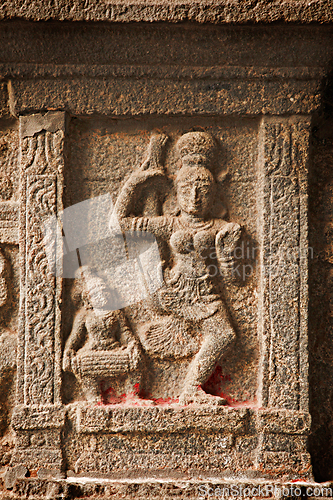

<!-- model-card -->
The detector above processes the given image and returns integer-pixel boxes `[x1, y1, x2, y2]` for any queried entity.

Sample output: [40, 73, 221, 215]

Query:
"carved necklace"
[178, 216, 214, 232]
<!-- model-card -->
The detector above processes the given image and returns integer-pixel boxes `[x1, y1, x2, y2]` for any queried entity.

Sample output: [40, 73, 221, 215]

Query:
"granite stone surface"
[0, 6, 333, 499]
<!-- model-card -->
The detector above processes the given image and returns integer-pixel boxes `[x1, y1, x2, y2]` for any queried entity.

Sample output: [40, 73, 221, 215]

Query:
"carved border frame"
[257, 116, 310, 412]
[12, 112, 312, 477]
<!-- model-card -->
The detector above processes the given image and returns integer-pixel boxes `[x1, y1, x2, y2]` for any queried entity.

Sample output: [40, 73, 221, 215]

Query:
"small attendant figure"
[63, 266, 149, 405]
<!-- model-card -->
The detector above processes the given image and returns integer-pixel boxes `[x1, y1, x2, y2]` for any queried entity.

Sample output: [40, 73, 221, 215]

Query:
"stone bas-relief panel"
[0, 108, 310, 489]
[0, 15, 329, 494]
[51, 114, 311, 482]
[63, 117, 259, 405]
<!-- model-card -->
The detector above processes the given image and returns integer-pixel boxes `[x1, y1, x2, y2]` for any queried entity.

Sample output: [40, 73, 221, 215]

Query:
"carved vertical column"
[256, 116, 312, 477]
[12, 112, 66, 471]
[257, 116, 310, 411]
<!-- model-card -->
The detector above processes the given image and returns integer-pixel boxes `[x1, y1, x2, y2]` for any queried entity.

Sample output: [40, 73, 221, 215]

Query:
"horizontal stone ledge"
[9, 78, 322, 116]
[10, 405, 311, 434]
[72, 450, 311, 478]
[75, 403, 249, 434]
[0, 64, 325, 81]
[0, 0, 332, 24]
[4, 477, 333, 500]
[73, 403, 310, 435]
[12, 405, 66, 430]
[10, 449, 63, 471]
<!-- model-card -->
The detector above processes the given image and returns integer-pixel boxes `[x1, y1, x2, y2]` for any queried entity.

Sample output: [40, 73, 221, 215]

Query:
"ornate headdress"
[176, 132, 217, 169]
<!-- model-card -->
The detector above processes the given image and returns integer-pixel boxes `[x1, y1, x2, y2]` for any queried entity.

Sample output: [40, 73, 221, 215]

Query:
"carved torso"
[169, 216, 227, 279]
[129, 215, 228, 321]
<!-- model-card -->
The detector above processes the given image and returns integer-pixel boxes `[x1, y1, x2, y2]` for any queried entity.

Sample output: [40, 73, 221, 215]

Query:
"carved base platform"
[68, 404, 312, 481]
[9, 404, 312, 485]
[1, 477, 330, 500]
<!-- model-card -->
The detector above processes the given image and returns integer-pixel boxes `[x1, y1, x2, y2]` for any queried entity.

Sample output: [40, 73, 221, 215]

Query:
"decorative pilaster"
[256, 116, 312, 478]
[257, 116, 310, 411]
[12, 112, 66, 471]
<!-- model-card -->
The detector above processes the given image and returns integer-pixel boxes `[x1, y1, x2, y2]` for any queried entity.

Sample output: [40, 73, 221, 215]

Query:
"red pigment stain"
[202, 365, 257, 407]
[96, 369, 257, 407]
[149, 396, 179, 405]
[99, 382, 141, 405]
[139, 388, 179, 405]
[202, 365, 232, 402]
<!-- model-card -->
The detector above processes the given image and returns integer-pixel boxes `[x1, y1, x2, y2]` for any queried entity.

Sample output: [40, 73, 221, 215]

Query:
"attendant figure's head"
[73, 266, 111, 311]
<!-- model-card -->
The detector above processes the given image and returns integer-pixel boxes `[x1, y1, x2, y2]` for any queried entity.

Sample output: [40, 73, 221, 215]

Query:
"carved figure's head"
[176, 132, 217, 170]
[0, 250, 8, 308]
[176, 166, 215, 218]
[74, 267, 111, 311]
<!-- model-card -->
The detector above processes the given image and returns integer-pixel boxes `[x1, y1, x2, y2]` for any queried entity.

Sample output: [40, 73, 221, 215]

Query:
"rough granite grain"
[0, 0, 332, 24]
[0, 7, 332, 499]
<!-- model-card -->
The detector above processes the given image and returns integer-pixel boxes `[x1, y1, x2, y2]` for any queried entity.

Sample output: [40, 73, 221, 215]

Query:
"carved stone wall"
[0, 17, 332, 500]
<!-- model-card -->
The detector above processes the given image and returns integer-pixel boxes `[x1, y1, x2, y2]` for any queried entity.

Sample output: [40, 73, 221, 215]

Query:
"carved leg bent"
[123, 369, 154, 406]
[179, 309, 235, 405]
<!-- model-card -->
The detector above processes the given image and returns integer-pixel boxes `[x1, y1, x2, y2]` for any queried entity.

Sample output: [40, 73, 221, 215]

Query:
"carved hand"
[216, 222, 242, 262]
[128, 167, 165, 187]
[127, 133, 168, 186]
[114, 134, 168, 219]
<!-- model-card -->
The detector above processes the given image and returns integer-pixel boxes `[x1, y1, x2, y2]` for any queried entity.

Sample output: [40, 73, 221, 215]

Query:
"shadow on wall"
[0, 248, 16, 388]
[308, 67, 333, 482]
[0, 248, 17, 466]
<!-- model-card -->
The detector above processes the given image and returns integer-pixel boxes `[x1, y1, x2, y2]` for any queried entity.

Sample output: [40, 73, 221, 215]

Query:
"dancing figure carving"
[112, 132, 241, 405]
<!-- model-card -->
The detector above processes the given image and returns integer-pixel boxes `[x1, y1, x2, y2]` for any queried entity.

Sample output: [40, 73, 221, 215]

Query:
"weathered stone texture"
[257, 117, 310, 411]
[0, 0, 332, 23]
[9, 77, 323, 117]
[0, 12, 332, 499]
[0, 84, 9, 119]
